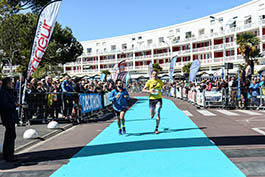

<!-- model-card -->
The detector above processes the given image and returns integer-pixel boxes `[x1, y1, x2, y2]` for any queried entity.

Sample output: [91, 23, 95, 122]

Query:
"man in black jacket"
[0, 77, 20, 162]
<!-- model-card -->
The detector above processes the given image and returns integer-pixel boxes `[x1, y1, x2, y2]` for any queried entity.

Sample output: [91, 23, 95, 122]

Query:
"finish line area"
[51, 97, 245, 177]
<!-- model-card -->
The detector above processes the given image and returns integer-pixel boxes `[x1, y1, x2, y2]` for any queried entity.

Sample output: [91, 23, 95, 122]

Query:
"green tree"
[182, 62, 192, 74]
[182, 62, 192, 80]
[0, 13, 83, 76]
[101, 70, 111, 81]
[236, 31, 263, 75]
[0, 0, 53, 17]
[152, 63, 162, 73]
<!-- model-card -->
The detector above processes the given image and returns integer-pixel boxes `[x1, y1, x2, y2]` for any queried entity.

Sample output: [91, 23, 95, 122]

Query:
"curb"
[15, 123, 73, 153]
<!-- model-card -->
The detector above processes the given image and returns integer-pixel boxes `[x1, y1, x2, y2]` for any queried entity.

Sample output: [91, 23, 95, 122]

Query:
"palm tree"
[101, 70, 111, 81]
[182, 62, 192, 80]
[236, 31, 263, 75]
[152, 63, 162, 73]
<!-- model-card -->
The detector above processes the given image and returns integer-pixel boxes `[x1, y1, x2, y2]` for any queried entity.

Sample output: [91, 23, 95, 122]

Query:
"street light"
[162, 40, 172, 70]
[209, 16, 238, 79]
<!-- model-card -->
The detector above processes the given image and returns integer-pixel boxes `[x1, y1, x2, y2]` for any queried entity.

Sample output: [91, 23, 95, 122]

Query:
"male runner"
[143, 70, 164, 134]
[109, 79, 129, 135]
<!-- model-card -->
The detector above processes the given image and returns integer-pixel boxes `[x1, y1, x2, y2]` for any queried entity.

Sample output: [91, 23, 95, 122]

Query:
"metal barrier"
[21, 92, 112, 125]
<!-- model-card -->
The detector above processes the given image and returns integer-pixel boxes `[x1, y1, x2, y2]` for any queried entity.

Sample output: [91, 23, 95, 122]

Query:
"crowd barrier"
[20, 92, 113, 125]
[175, 86, 265, 110]
[127, 84, 265, 110]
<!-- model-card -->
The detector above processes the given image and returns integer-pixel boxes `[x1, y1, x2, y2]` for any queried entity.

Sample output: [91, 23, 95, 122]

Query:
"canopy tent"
[254, 65, 265, 73]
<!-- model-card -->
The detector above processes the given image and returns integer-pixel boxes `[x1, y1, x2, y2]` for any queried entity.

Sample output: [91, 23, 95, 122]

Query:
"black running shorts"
[149, 98, 162, 109]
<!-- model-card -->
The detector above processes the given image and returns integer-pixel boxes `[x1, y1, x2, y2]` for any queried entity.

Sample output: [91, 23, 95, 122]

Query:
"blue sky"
[56, 0, 252, 42]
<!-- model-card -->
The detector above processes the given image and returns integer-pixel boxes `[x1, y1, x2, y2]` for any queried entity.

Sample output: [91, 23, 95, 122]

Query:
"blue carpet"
[51, 97, 245, 177]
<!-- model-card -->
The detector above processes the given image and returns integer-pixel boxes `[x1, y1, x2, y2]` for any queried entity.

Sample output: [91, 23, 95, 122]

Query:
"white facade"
[64, 0, 265, 76]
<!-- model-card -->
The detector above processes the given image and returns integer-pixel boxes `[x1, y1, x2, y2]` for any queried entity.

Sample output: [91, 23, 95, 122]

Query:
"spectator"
[249, 78, 260, 107]
[0, 77, 20, 162]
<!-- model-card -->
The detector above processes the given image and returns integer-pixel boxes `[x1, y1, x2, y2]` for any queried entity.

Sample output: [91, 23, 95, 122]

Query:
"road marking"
[182, 110, 193, 117]
[252, 127, 265, 135]
[18, 126, 76, 154]
[235, 110, 263, 116]
[216, 110, 239, 116]
[197, 110, 216, 116]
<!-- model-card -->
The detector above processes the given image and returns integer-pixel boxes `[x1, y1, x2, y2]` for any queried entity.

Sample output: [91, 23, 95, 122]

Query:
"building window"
[138, 36, 142, 40]
[132, 38, 135, 41]
[244, 16, 252, 24]
[185, 31, 192, 39]
[104, 48, 107, 52]
[158, 37, 164, 43]
[229, 21, 236, 28]
[176, 28, 180, 33]
[122, 43, 127, 50]
[210, 29, 214, 33]
[199, 29, 205, 36]
[87, 48, 92, 54]
[102, 42, 106, 46]
[96, 43, 100, 46]
[111, 45, 116, 51]
[147, 39, 153, 45]
[260, 15, 265, 20]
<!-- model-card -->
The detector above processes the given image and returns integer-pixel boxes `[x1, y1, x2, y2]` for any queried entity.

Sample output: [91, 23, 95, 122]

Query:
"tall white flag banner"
[26, 0, 62, 78]
[22, 0, 61, 105]
[148, 62, 152, 79]
[189, 59, 201, 82]
[113, 64, 119, 82]
[169, 56, 177, 82]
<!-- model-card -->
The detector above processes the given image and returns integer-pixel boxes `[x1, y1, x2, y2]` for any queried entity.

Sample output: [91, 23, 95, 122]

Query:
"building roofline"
[81, 0, 260, 43]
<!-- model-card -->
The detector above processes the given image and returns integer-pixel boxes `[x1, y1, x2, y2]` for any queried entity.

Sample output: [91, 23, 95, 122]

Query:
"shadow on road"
[1, 134, 265, 170]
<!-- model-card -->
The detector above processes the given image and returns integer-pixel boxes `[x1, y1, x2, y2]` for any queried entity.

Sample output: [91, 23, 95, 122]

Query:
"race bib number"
[152, 89, 159, 95]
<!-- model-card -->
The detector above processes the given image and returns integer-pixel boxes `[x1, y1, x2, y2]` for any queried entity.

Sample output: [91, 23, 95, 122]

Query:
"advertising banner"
[79, 93, 103, 114]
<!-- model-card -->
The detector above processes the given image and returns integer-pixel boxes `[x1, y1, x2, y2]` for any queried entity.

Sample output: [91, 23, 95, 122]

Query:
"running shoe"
[119, 129, 122, 135]
[122, 127, 126, 134]
[154, 129, 159, 134]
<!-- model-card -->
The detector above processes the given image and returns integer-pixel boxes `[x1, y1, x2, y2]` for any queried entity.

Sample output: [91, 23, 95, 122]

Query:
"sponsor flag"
[100, 73, 105, 82]
[169, 56, 177, 82]
[148, 62, 152, 79]
[125, 72, 130, 86]
[189, 59, 201, 82]
[26, 0, 62, 78]
[22, 0, 62, 104]
[237, 69, 241, 100]
[113, 64, 119, 82]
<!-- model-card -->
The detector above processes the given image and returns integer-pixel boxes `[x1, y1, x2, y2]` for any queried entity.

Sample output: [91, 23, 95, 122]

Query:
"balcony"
[192, 46, 211, 53]
[153, 53, 170, 58]
[100, 59, 115, 64]
[213, 42, 235, 50]
[135, 65, 149, 70]
[83, 60, 98, 64]
[213, 56, 236, 63]
[199, 58, 213, 65]
[135, 55, 152, 60]
[262, 35, 265, 41]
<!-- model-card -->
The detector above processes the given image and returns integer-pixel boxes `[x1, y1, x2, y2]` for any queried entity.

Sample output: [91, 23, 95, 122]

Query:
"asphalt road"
[1, 94, 265, 177]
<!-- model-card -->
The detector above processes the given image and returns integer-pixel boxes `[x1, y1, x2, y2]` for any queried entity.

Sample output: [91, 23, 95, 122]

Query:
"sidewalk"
[0, 122, 73, 156]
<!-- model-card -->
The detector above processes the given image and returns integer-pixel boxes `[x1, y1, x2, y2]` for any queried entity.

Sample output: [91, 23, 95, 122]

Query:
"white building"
[64, 0, 265, 77]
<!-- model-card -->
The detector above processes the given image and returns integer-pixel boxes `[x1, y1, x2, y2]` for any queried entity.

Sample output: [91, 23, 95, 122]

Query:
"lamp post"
[162, 40, 172, 71]
[209, 16, 237, 79]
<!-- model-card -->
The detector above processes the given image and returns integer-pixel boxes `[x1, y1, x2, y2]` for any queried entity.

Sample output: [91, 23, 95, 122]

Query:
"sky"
[56, 0, 252, 42]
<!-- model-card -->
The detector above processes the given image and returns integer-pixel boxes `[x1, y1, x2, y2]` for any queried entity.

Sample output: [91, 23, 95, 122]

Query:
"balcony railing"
[100, 59, 115, 64]
[213, 42, 235, 50]
[192, 46, 211, 53]
[135, 55, 152, 60]
[153, 53, 170, 58]
[199, 58, 213, 65]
